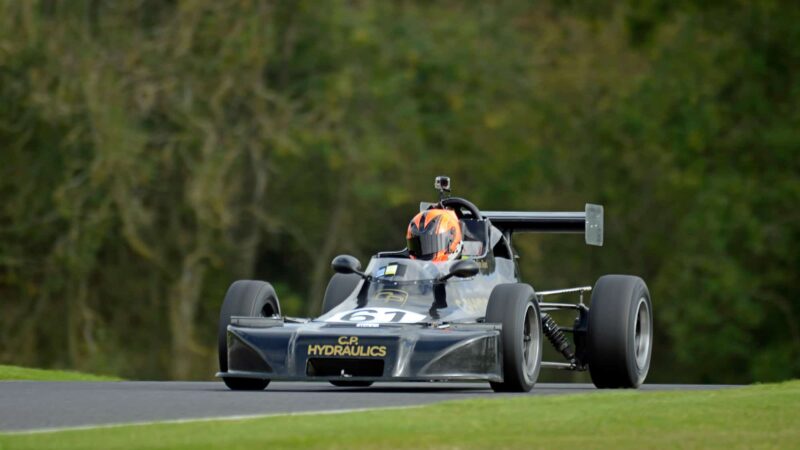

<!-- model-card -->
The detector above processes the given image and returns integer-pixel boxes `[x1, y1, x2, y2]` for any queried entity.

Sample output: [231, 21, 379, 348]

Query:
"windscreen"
[315, 257, 494, 324]
[364, 257, 452, 281]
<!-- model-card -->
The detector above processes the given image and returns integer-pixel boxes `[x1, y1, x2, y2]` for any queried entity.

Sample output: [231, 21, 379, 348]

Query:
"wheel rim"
[522, 304, 540, 383]
[633, 297, 651, 370]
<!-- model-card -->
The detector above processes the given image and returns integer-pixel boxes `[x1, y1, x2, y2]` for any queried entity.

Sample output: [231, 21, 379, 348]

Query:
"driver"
[406, 208, 463, 262]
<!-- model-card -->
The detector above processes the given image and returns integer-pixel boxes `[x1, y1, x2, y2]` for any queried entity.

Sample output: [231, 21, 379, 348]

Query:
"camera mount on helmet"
[434, 176, 451, 201]
[426, 176, 482, 220]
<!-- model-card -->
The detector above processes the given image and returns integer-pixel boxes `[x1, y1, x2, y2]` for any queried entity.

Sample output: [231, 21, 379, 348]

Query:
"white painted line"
[0, 404, 425, 436]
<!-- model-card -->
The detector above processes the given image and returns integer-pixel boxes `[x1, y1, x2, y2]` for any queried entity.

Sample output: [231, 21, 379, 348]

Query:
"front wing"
[218, 318, 503, 383]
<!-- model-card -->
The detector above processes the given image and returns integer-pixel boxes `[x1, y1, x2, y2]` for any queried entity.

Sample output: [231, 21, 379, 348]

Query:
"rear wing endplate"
[482, 204, 604, 246]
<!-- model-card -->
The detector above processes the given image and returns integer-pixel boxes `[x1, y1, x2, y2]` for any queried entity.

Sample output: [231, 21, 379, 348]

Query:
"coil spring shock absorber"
[542, 313, 575, 361]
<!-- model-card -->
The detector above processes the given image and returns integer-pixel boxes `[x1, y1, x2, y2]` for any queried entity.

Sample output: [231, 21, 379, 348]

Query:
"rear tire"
[329, 381, 374, 387]
[321, 273, 361, 314]
[485, 283, 542, 392]
[587, 275, 652, 388]
[218, 280, 280, 391]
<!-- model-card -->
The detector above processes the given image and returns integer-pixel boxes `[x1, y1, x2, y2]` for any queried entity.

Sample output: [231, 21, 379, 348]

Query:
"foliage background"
[0, 0, 797, 383]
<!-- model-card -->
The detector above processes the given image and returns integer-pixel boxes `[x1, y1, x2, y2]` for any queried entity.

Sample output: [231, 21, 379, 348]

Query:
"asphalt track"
[0, 381, 734, 433]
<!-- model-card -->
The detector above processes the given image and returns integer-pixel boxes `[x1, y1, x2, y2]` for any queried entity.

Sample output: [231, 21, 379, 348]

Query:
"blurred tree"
[0, 0, 797, 382]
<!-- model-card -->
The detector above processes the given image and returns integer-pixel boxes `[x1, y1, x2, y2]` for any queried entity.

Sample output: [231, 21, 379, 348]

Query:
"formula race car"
[217, 176, 652, 392]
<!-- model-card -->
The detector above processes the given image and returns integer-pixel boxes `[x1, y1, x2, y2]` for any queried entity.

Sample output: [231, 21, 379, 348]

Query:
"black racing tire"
[223, 377, 271, 391]
[587, 275, 653, 389]
[485, 283, 542, 393]
[321, 273, 361, 314]
[218, 280, 281, 391]
[329, 381, 374, 388]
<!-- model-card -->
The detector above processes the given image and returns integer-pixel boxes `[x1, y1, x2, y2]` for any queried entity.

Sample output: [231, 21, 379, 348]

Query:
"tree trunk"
[168, 251, 206, 380]
[305, 180, 349, 316]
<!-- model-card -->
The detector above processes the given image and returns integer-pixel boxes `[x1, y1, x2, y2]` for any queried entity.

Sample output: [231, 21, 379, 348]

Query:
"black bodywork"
[219, 196, 603, 384]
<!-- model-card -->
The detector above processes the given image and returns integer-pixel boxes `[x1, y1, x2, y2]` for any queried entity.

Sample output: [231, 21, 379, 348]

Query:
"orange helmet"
[406, 209, 463, 262]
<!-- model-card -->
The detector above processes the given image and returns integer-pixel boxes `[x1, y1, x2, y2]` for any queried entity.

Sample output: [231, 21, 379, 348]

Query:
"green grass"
[0, 365, 121, 382]
[1, 381, 798, 449]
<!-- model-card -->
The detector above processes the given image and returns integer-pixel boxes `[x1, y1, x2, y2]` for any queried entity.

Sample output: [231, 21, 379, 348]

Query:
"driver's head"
[406, 208, 463, 262]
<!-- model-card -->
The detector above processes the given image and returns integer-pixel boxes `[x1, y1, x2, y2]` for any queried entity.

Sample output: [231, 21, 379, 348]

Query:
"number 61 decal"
[325, 307, 426, 324]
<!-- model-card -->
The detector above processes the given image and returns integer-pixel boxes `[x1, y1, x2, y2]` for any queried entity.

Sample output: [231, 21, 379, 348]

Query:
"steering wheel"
[441, 197, 482, 220]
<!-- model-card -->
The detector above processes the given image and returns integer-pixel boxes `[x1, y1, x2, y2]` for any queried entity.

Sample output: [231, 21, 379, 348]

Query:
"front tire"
[321, 273, 361, 314]
[218, 280, 280, 391]
[587, 275, 653, 388]
[223, 377, 271, 391]
[485, 283, 542, 392]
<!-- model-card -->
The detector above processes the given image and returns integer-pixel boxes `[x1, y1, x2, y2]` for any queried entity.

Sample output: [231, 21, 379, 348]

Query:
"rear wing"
[482, 204, 604, 246]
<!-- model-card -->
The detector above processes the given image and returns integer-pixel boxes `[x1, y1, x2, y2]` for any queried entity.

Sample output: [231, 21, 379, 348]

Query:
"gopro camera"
[434, 176, 451, 193]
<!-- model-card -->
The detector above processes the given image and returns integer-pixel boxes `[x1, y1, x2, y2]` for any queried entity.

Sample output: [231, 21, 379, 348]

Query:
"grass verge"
[0, 365, 121, 382]
[0, 381, 798, 449]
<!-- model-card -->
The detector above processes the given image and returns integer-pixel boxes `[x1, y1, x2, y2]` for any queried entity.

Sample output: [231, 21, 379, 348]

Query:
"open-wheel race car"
[217, 176, 653, 392]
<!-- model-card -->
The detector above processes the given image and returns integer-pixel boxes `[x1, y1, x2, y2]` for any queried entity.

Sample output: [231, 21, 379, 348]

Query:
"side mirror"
[440, 259, 480, 282]
[331, 255, 365, 277]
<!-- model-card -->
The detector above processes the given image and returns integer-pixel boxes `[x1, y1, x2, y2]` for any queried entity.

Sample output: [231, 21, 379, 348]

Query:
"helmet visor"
[407, 233, 450, 260]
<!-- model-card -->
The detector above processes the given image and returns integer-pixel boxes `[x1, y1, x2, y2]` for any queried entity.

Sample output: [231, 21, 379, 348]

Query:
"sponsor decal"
[307, 336, 387, 358]
[324, 307, 426, 324]
[373, 289, 408, 304]
[374, 264, 406, 278]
